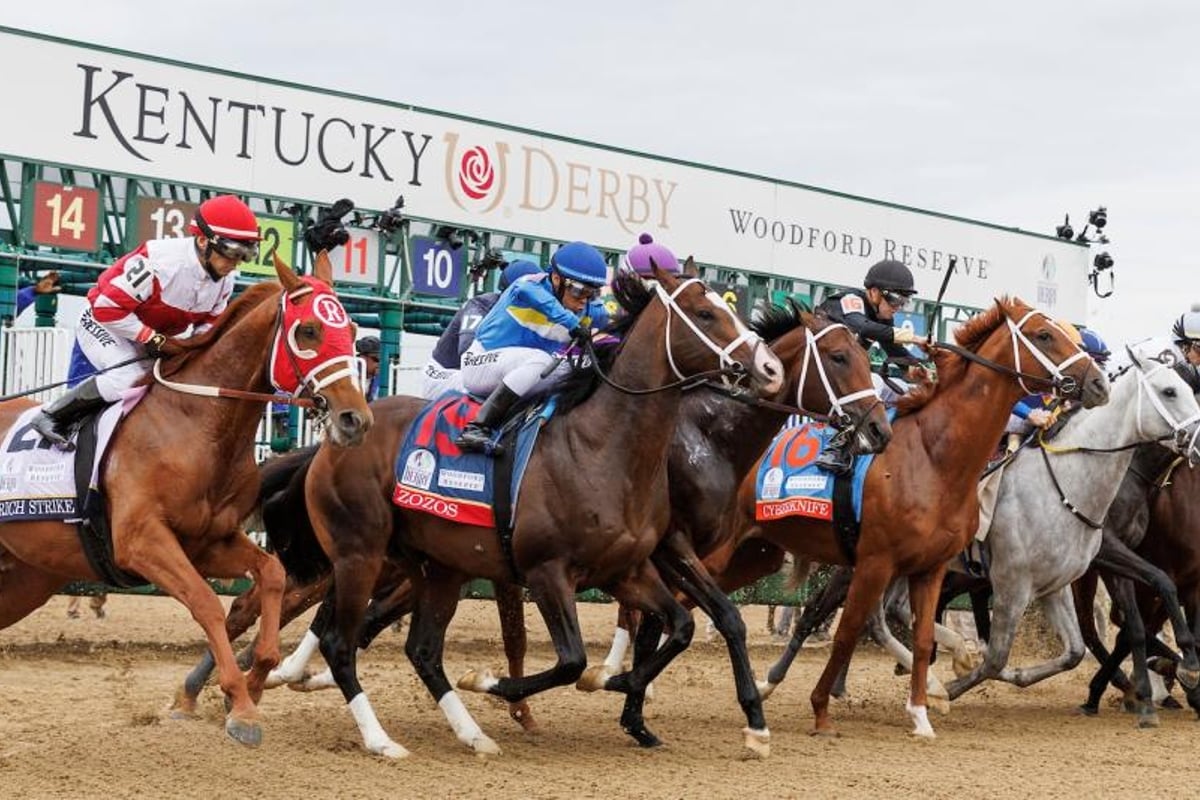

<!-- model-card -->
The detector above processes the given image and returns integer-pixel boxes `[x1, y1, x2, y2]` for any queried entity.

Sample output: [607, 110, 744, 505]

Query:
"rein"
[152, 361, 317, 408]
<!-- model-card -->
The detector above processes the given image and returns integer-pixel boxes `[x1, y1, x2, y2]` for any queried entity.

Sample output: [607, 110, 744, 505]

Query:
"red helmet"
[189, 195, 260, 242]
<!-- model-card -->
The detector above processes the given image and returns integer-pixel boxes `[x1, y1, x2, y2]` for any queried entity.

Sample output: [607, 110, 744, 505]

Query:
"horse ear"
[1125, 344, 1145, 369]
[313, 250, 334, 285]
[682, 256, 699, 278]
[273, 252, 303, 293]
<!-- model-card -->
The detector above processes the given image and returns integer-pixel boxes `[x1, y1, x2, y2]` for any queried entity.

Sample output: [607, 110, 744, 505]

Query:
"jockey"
[420, 259, 544, 400]
[1172, 310, 1200, 392]
[31, 194, 261, 448]
[455, 241, 610, 455]
[623, 232, 680, 276]
[813, 258, 921, 473]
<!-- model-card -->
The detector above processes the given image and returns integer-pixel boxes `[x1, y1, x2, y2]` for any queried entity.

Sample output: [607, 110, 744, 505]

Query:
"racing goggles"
[562, 278, 600, 301]
[210, 236, 259, 263]
[881, 290, 914, 310]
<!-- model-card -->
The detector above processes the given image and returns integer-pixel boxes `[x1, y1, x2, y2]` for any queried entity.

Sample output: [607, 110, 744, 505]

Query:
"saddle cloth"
[754, 420, 876, 524]
[0, 403, 124, 523]
[393, 391, 554, 527]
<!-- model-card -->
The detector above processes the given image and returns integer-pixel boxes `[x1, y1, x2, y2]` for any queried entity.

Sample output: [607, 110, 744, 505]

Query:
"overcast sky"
[6, 1, 1197, 346]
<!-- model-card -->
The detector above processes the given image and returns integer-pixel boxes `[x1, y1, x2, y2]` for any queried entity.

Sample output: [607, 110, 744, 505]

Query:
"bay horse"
[174, 298, 892, 758]
[0, 253, 371, 746]
[709, 298, 1108, 738]
[1076, 437, 1200, 719]
[302, 264, 785, 758]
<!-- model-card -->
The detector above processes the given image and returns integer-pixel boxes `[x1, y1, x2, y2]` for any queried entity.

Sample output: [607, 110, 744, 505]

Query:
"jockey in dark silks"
[812, 258, 920, 474]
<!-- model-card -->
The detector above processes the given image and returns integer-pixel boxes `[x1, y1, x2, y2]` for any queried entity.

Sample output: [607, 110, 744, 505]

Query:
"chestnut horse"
[710, 298, 1109, 738]
[175, 299, 892, 757]
[300, 265, 785, 758]
[0, 254, 371, 746]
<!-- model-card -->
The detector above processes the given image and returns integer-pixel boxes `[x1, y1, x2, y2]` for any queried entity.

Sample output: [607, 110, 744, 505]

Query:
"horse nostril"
[338, 410, 362, 431]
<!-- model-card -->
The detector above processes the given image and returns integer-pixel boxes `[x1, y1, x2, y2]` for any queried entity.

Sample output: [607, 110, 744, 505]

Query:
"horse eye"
[696, 309, 715, 322]
[1037, 331, 1051, 342]
[831, 353, 847, 365]
[299, 323, 319, 338]
[1164, 388, 1177, 398]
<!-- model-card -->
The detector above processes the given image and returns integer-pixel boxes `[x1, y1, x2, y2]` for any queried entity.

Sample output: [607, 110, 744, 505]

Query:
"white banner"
[0, 28, 1088, 318]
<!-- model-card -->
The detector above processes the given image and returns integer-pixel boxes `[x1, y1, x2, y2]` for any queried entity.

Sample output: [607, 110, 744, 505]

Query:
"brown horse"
[1077, 441, 1200, 717]
[175, 300, 890, 756]
[0, 254, 371, 746]
[707, 297, 1109, 738]
[298, 264, 784, 758]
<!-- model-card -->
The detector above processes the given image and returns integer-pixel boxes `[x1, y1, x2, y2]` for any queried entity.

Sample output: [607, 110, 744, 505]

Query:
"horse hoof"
[626, 727, 663, 748]
[574, 666, 611, 693]
[224, 716, 263, 747]
[1137, 712, 1161, 729]
[1178, 668, 1200, 691]
[1160, 696, 1184, 711]
[756, 680, 777, 701]
[509, 703, 540, 733]
[1075, 704, 1100, 717]
[929, 695, 951, 716]
[909, 727, 937, 739]
[170, 689, 199, 718]
[742, 727, 770, 759]
[369, 740, 411, 759]
[457, 668, 497, 694]
[168, 707, 199, 721]
[809, 727, 839, 739]
[470, 735, 502, 756]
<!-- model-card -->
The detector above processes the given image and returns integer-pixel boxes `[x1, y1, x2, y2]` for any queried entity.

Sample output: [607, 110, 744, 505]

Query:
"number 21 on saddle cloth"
[393, 391, 556, 527]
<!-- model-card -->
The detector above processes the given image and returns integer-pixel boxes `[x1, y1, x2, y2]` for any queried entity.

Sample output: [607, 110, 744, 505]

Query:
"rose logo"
[458, 146, 495, 200]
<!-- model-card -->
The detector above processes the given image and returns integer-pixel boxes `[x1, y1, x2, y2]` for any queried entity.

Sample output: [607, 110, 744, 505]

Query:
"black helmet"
[1173, 311, 1200, 345]
[864, 259, 916, 295]
[356, 335, 381, 357]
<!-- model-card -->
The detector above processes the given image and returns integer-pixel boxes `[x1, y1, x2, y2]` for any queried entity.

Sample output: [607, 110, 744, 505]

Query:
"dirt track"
[0, 595, 1194, 799]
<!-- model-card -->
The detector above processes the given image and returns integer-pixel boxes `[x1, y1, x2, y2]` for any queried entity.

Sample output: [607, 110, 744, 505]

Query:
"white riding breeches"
[421, 361, 464, 400]
[460, 341, 571, 398]
[74, 307, 151, 401]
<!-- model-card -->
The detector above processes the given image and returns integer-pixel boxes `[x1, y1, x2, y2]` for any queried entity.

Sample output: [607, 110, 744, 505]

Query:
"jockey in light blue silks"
[455, 240, 610, 454]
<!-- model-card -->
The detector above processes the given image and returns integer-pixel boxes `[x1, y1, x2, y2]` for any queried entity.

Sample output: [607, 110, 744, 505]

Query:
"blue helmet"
[550, 241, 608, 287]
[499, 259, 542, 290]
[1080, 329, 1110, 363]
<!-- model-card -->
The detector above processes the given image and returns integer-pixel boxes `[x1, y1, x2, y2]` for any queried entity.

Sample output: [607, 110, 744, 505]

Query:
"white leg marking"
[439, 692, 501, 755]
[349, 693, 409, 758]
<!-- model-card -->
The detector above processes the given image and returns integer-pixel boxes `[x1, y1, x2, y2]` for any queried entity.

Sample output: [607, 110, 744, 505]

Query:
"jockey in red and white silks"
[75, 236, 238, 400]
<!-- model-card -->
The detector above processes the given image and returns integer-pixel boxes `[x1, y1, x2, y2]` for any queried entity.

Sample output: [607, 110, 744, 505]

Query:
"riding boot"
[814, 429, 854, 476]
[455, 384, 521, 456]
[29, 377, 108, 450]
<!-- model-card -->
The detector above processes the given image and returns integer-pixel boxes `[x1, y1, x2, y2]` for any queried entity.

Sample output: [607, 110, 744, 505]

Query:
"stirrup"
[455, 425, 504, 456]
[814, 450, 852, 476]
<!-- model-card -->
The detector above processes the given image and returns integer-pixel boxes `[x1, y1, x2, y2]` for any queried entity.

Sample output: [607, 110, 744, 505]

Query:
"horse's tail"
[258, 445, 331, 585]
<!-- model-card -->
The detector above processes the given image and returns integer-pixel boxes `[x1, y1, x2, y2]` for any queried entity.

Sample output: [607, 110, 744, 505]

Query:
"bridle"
[930, 309, 1090, 399]
[152, 282, 356, 419]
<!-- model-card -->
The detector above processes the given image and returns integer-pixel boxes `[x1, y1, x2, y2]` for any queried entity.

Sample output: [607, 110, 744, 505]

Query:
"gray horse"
[878, 350, 1200, 709]
[936, 352, 1200, 705]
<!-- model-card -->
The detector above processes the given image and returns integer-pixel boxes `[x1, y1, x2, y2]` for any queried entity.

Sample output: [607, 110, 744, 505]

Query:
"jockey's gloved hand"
[569, 325, 592, 344]
[144, 332, 180, 359]
[892, 326, 919, 345]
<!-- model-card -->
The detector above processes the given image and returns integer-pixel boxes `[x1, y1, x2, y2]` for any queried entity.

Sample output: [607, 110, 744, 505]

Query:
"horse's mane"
[524, 270, 652, 416]
[751, 298, 811, 343]
[892, 298, 1011, 415]
[156, 282, 280, 376]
